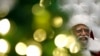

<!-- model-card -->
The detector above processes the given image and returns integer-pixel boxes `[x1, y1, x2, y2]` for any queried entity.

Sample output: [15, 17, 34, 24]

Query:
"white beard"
[77, 36, 91, 56]
[77, 36, 89, 48]
[78, 36, 100, 56]
[81, 49, 91, 56]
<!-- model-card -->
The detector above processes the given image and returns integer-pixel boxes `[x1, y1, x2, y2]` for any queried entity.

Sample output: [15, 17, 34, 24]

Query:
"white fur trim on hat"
[67, 14, 92, 29]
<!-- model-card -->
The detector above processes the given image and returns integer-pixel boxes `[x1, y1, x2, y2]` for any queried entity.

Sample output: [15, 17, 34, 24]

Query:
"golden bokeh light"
[53, 48, 69, 56]
[54, 34, 68, 48]
[0, 0, 16, 18]
[32, 4, 50, 17]
[0, 10, 9, 18]
[0, 6, 9, 18]
[0, 39, 10, 54]
[32, 4, 51, 29]
[69, 42, 80, 53]
[39, 0, 44, 7]
[26, 45, 42, 56]
[65, 35, 76, 48]
[33, 28, 47, 42]
[32, 4, 44, 16]
[15, 42, 27, 55]
[53, 16, 63, 28]
[0, 18, 10, 35]
[0, 53, 7, 56]
[32, 4, 50, 29]
[39, 0, 51, 7]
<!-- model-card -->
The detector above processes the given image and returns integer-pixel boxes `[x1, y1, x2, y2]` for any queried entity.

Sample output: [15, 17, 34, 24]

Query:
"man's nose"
[81, 30, 86, 36]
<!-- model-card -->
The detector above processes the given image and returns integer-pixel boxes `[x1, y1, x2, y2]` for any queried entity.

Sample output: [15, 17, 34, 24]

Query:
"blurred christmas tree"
[0, 0, 83, 56]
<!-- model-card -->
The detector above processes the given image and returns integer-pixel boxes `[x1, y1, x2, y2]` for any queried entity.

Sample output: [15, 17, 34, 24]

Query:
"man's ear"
[90, 31, 94, 40]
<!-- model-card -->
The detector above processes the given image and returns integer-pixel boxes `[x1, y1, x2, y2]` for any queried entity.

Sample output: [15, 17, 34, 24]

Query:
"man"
[72, 24, 90, 48]
[67, 14, 100, 56]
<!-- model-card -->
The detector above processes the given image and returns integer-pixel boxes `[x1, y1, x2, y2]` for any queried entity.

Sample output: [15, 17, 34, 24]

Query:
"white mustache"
[77, 36, 89, 46]
[77, 36, 89, 40]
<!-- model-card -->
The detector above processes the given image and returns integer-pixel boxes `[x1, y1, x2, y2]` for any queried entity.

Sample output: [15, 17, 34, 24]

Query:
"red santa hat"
[67, 14, 94, 40]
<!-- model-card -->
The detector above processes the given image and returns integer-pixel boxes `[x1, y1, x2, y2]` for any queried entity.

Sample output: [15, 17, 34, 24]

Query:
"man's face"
[72, 24, 90, 45]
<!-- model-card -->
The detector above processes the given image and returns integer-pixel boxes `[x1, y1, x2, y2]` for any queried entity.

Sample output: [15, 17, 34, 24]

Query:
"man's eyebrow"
[76, 29, 81, 30]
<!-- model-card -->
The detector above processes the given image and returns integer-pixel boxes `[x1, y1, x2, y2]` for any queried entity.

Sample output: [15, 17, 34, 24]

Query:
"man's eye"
[76, 30, 81, 33]
[85, 29, 89, 32]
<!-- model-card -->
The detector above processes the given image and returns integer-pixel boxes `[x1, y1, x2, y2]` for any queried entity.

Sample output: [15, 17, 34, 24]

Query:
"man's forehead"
[72, 24, 89, 30]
